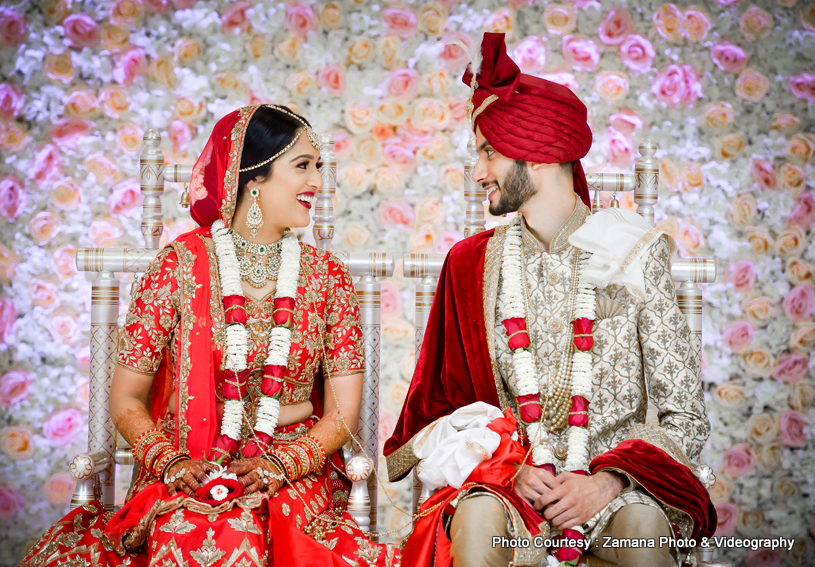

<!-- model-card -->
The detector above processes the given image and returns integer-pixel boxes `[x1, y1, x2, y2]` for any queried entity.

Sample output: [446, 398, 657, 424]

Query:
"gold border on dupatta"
[220, 105, 262, 228]
[482, 224, 511, 412]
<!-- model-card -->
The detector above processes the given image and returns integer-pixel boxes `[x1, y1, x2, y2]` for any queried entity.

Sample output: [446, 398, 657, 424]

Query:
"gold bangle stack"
[133, 427, 189, 481]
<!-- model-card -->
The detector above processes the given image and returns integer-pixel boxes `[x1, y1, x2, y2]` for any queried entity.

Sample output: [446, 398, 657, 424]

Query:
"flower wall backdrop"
[0, 0, 813, 564]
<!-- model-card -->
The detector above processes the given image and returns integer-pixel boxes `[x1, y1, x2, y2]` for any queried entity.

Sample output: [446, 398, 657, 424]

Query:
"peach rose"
[710, 41, 748, 74]
[658, 158, 680, 191]
[85, 153, 121, 186]
[347, 37, 374, 66]
[0, 176, 24, 221]
[52, 244, 77, 279]
[28, 211, 59, 245]
[772, 353, 809, 384]
[0, 370, 29, 406]
[412, 98, 450, 131]
[50, 178, 82, 211]
[49, 311, 79, 344]
[113, 47, 147, 85]
[341, 222, 370, 250]
[619, 34, 655, 74]
[722, 320, 754, 353]
[63, 89, 100, 119]
[561, 35, 600, 73]
[32, 144, 63, 186]
[730, 193, 757, 226]
[276, 34, 303, 64]
[417, 135, 452, 162]
[679, 162, 704, 192]
[63, 13, 99, 48]
[743, 348, 775, 378]
[543, 3, 577, 36]
[741, 296, 775, 327]
[378, 99, 409, 126]
[99, 86, 129, 119]
[786, 133, 815, 164]
[89, 219, 123, 247]
[44, 52, 75, 84]
[338, 164, 369, 196]
[784, 282, 815, 323]
[594, 71, 629, 102]
[0, 9, 26, 48]
[714, 382, 746, 408]
[379, 35, 404, 69]
[737, 509, 766, 536]
[676, 221, 706, 256]
[373, 167, 403, 196]
[377, 200, 415, 230]
[484, 8, 512, 34]
[748, 412, 779, 445]
[382, 318, 413, 344]
[438, 163, 463, 193]
[0, 83, 23, 121]
[512, 36, 547, 74]
[383, 7, 418, 39]
[651, 64, 702, 108]
[0, 486, 24, 521]
[418, 3, 447, 35]
[369, 122, 392, 142]
[50, 116, 93, 150]
[778, 409, 810, 447]
[0, 426, 34, 461]
[386, 68, 419, 101]
[320, 2, 343, 31]
[116, 123, 143, 154]
[111, 0, 144, 28]
[354, 137, 382, 166]
[802, 3, 815, 33]
[318, 64, 347, 97]
[174, 37, 202, 65]
[174, 97, 204, 124]
[703, 102, 736, 131]
[439, 32, 470, 70]
[41, 0, 69, 26]
[107, 179, 141, 217]
[736, 69, 771, 102]
[740, 6, 773, 41]
[43, 473, 75, 506]
[755, 441, 783, 469]
[43, 407, 83, 447]
[714, 502, 737, 536]
[286, 70, 317, 97]
[285, 2, 316, 38]
[0, 244, 17, 284]
[770, 113, 800, 133]
[790, 381, 815, 411]
[245, 34, 271, 60]
[727, 259, 756, 293]
[745, 226, 771, 254]
[416, 196, 445, 224]
[774, 227, 805, 257]
[101, 23, 129, 52]
[29, 278, 59, 310]
[786, 258, 814, 286]
[682, 6, 711, 42]
[780, 163, 805, 194]
[716, 132, 746, 159]
[773, 475, 800, 500]
[653, 4, 683, 42]
[598, 8, 634, 46]
[722, 443, 756, 478]
[423, 69, 454, 98]
[345, 102, 374, 133]
[1, 122, 29, 152]
[789, 192, 815, 228]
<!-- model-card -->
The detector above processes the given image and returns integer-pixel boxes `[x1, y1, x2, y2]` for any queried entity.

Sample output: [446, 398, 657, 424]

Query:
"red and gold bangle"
[299, 435, 326, 472]
[133, 429, 164, 464]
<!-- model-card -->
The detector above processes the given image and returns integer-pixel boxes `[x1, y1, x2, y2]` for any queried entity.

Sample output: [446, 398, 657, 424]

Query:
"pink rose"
[605, 129, 636, 168]
[651, 64, 702, 108]
[751, 158, 777, 191]
[609, 109, 644, 135]
[43, 473, 76, 506]
[330, 129, 353, 161]
[772, 353, 810, 384]
[167, 119, 193, 154]
[619, 34, 655, 74]
[397, 122, 434, 149]
[113, 47, 147, 85]
[171, 0, 197, 8]
[89, 219, 123, 247]
[744, 548, 781, 567]
[29, 278, 59, 310]
[541, 72, 579, 92]
[722, 443, 756, 478]
[561, 35, 600, 73]
[284, 2, 317, 38]
[714, 0, 743, 4]
[434, 230, 463, 255]
[783, 283, 815, 323]
[0, 176, 25, 221]
[76, 345, 91, 375]
[143, 0, 170, 16]
[107, 179, 141, 217]
[512, 36, 547, 74]
[714, 502, 738, 536]
[0, 299, 16, 346]
[0, 485, 24, 521]
[318, 64, 347, 97]
[49, 311, 78, 344]
[382, 140, 416, 172]
[50, 116, 93, 150]
[710, 41, 749, 74]
[439, 32, 471, 70]
[727, 260, 756, 293]
[0, 9, 26, 48]
[722, 320, 755, 353]
[386, 68, 419, 101]
[448, 97, 467, 123]
[52, 244, 77, 279]
[779, 410, 810, 448]
[376, 200, 415, 230]
[789, 192, 815, 229]
[0, 83, 24, 121]
[43, 408, 83, 447]
[380, 281, 404, 319]
[0, 370, 30, 406]
[28, 211, 59, 245]
[32, 144, 63, 185]
[789, 73, 815, 103]
[221, 1, 252, 34]
[598, 8, 634, 46]
[383, 7, 418, 39]
[378, 409, 397, 447]
[63, 14, 100, 48]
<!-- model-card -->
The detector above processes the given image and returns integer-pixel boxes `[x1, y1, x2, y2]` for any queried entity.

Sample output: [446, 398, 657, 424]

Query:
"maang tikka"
[246, 185, 263, 238]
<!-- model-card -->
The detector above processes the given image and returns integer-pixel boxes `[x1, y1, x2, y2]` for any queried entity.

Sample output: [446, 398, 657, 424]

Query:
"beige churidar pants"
[449, 497, 677, 567]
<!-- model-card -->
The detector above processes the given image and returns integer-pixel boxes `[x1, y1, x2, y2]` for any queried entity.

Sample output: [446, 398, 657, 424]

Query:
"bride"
[22, 104, 400, 567]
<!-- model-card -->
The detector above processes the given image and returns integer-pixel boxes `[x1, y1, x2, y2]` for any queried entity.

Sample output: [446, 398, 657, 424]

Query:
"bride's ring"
[166, 468, 187, 484]
[257, 468, 284, 485]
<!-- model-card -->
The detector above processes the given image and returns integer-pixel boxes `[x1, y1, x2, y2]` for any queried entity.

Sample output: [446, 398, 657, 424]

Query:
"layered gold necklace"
[230, 230, 282, 288]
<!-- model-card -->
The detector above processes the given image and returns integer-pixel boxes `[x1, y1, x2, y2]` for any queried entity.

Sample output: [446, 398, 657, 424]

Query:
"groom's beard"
[487, 161, 537, 217]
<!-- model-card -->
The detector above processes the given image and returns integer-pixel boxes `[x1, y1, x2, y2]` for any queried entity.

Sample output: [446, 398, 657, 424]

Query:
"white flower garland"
[211, 219, 301, 443]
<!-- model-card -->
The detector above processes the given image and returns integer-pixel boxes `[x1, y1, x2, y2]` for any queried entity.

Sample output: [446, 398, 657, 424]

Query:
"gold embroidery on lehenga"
[189, 528, 226, 567]
[158, 510, 196, 534]
[227, 510, 261, 535]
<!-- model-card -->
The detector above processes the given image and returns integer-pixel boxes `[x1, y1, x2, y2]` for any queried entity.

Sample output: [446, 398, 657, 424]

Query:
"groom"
[385, 34, 715, 567]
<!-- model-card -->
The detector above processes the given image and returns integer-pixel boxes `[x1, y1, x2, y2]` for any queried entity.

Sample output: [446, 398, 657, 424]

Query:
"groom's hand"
[534, 471, 628, 529]
[513, 464, 561, 505]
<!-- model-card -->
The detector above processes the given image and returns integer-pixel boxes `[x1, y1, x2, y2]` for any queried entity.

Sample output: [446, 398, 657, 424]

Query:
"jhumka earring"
[246, 185, 263, 238]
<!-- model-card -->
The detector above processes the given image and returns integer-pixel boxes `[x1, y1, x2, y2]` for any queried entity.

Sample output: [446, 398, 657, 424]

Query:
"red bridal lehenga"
[21, 106, 400, 567]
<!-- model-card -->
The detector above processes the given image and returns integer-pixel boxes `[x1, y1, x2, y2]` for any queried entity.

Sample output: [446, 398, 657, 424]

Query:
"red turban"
[463, 33, 593, 208]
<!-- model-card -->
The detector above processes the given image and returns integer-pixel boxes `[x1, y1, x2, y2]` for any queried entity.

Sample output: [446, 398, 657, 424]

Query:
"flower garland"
[210, 219, 301, 463]
[499, 221, 595, 566]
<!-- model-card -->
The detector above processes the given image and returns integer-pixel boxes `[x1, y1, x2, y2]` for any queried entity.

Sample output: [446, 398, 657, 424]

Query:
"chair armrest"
[346, 456, 374, 532]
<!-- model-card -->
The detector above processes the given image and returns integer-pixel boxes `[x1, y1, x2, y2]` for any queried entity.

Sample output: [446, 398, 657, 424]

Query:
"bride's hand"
[163, 458, 217, 497]
[228, 457, 286, 496]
